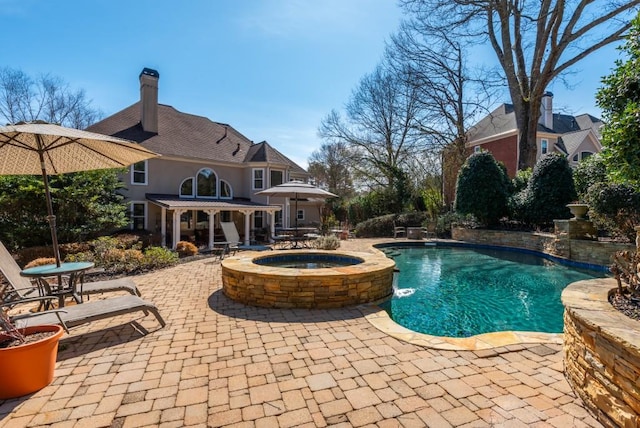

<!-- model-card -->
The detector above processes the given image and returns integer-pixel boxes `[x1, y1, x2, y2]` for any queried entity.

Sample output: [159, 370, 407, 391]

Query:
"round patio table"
[21, 262, 95, 308]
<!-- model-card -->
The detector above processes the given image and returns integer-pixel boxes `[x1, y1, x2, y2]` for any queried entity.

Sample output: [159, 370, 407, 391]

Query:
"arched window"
[220, 179, 232, 199]
[196, 168, 217, 198]
[179, 177, 194, 197]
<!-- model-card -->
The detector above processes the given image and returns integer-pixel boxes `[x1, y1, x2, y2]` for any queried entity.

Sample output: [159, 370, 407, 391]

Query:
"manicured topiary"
[454, 152, 510, 226]
[520, 153, 576, 226]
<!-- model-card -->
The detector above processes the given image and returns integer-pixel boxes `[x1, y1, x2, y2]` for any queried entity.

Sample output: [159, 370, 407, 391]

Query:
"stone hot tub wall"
[562, 278, 640, 428]
[221, 250, 395, 309]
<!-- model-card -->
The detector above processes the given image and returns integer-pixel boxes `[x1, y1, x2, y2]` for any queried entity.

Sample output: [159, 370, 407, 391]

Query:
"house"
[442, 92, 603, 206]
[466, 92, 602, 177]
[88, 68, 318, 249]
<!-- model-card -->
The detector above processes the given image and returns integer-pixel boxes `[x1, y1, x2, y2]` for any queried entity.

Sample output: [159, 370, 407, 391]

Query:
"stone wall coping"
[562, 278, 640, 357]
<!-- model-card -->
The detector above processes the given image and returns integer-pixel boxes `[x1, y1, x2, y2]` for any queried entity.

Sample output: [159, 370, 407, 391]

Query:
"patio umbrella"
[0, 121, 159, 267]
[255, 181, 338, 231]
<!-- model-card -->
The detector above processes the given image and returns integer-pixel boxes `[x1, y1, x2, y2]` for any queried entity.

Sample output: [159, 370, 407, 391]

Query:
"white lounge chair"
[220, 222, 271, 253]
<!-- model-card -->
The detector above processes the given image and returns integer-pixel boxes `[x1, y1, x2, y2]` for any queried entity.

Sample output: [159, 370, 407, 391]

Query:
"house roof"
[244, 141, 307, 174]
[467, 103, 602, 144]
[87, 102, 307, 173]
[556, 129, 593, 156]
[146, 193, 281, 212]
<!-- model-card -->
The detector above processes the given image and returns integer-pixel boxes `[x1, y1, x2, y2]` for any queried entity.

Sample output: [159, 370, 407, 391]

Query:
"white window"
[130, 202, 146, 230]
[297, 209, 305, 221]
[253, 168, 264, 190]
[274, 210, 283, 228]
[270, 170, 284, 187]
[180, 177, 194, 197]
[131, 161, 148, 185]
[541, 139, 548, 154]
[196, 168, 217, 198]
[581, 151, 593, 160]
[473, 146, 481, 154]
[220, 179, 232, 199]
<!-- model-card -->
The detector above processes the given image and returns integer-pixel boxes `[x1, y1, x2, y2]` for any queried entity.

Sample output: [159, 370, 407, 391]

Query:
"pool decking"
[0, 238, 602, 427]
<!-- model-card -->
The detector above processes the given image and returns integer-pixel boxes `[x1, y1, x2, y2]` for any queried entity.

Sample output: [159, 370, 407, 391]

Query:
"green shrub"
[588, 182, 640, 242]
[455, 152, 510, 225]
[516, 153, 576, 226]
[435, 212, 480, 237]
[573, 154, 607, 200]
[354, 212, 430, 238]
[141, 246, 179, 270]
[313, 235, 340, 250]
[512, 168, 532, 194]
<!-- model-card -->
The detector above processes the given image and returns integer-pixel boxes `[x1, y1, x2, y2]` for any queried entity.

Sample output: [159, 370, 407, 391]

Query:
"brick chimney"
[139, 68, 159, 133]
[539, 92, 553, 130]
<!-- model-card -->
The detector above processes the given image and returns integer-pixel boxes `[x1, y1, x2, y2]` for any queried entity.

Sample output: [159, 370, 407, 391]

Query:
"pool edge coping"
[362, 239, 582, 351]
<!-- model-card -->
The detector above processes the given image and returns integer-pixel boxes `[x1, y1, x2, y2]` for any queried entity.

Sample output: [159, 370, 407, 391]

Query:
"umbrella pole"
[37, 149, 62, 267]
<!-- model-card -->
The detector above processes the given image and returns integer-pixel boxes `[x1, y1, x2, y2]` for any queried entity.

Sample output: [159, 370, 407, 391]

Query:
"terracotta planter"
[0, 324, 64, 399]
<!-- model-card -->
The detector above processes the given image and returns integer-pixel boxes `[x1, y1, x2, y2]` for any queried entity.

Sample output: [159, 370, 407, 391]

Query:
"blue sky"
[0, 0, 627, 168]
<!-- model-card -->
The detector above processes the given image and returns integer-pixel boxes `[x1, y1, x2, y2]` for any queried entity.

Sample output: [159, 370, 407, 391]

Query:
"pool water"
[380, 246, 606, 337]
[253, 253, 362, 269]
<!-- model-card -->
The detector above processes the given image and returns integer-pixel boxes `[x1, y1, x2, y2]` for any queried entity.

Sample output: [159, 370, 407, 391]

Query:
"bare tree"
[318, 63, 428, 191]
[388, 22, 498, 205]
[307, 141, 355, 199]
[0, 67, 102, 128]
[401, 0, 640, 170]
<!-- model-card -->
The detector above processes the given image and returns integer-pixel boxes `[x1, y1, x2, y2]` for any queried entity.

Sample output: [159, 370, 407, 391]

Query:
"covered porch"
[146, 194, 281, 250]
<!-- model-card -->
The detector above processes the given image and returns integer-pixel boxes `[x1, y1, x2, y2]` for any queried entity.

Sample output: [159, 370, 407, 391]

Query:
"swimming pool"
[380, 245, 606, 337]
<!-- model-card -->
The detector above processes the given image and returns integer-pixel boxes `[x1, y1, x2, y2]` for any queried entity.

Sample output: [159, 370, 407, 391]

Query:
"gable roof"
[467, 103, 602, 145]
[244, 141, 307, 174]
[87, 102, 307, 173]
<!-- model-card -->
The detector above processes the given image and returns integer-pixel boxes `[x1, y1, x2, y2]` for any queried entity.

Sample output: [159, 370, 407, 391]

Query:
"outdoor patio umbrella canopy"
[0, 121, 159, 266]
[255, 181, 338, 231]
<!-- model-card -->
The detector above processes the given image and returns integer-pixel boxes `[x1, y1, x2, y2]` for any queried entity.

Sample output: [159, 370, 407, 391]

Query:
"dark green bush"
[354, 212, 430, 237]
[573, 154, 607, 200]
[588, 182, 640, 242]
[455, 152, 510, 226]
[515, 153, 576, 226]
[512, 168, 532, 194]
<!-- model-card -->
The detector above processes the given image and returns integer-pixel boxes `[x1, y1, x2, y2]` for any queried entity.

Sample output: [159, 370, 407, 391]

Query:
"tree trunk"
[516, 96, 542, 170]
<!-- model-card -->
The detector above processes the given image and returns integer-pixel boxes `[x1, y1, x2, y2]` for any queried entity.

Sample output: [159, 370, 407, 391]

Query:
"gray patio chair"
[4, 294, 166, 333]
[0, 240, 141, 305]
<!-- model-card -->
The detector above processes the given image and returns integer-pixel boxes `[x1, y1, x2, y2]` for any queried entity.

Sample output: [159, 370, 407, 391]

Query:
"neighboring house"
[88, 68, 317, 249]
[466, 92, 602, 177]
[442, 92, 603, 206]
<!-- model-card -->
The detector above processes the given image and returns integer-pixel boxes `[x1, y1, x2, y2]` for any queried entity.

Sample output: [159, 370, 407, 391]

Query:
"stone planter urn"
[566, 203, 589, 220]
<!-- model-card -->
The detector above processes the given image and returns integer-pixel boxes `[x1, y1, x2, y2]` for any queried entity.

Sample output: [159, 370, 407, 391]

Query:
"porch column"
[160, 207, 167, 247]
[172, 209, 186, 250]
[207, 209, 219, 249]
[270, 211, 276, 243]
[240, 210, 253, 246]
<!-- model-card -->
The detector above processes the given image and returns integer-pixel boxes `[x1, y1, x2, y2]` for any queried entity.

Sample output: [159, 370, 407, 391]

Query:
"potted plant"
[0, 288, 64, 399]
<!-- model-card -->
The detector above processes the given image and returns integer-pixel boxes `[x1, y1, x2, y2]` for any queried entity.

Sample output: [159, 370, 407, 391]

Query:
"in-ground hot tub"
[221, 250, 395, 308]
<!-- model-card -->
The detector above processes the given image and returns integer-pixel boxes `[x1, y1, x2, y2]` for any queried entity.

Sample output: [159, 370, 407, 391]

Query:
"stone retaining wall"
[221, 250, 395, 309]
[562, 279, 640, 428]
[451, 227, 633, 267]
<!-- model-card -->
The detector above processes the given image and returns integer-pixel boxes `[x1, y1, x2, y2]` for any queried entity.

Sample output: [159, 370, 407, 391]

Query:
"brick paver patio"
[0, 239, 603, 427]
